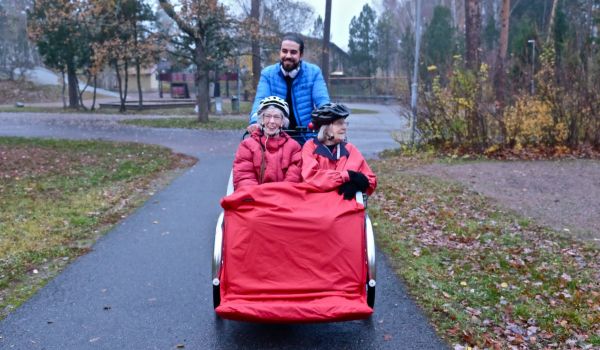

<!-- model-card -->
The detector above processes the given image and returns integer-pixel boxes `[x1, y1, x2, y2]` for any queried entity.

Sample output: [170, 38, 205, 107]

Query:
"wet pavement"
[0, 105, 448, 349]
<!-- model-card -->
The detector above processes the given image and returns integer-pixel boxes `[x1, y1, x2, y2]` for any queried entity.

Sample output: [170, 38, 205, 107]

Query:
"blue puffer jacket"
[249, 61, 330, 127]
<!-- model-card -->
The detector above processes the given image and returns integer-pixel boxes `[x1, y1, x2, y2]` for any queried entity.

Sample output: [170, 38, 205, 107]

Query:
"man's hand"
[247, 123, 259, 133]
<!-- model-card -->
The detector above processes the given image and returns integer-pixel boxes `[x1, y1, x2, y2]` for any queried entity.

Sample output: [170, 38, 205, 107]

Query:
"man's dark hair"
[281, 33, 304, 54]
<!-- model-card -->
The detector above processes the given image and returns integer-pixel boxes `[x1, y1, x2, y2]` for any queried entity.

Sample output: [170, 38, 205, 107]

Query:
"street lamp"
[527, 39, 536, 95]
[410, 0, 422, 146]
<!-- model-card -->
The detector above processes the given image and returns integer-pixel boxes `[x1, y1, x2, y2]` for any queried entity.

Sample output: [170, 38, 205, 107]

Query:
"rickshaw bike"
[211, 128, 376, 323]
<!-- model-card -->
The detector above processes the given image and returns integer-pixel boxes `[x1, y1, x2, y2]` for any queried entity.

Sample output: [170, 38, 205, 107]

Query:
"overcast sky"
[303, 0, 370, 51]
[153, 0, 372, 52]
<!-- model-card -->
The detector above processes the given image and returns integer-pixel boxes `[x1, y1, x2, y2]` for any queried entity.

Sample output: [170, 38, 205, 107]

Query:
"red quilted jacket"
[233, 130, 302, 190]
[301, 138, 377, 195]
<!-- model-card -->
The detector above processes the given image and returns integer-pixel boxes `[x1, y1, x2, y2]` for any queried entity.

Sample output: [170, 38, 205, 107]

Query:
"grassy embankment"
[0, 137, 195, 319]
[370, 152, 599, 349]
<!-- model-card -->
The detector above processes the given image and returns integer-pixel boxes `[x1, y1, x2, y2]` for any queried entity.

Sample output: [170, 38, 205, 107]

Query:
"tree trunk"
[495, 0, 510, 105]
[465, 0, 481, 71]
[67, 61, 79, 109]
[465, 0, 483, 147]
[195, 41, 209, 123]
[92, 75, 97, 111]
[115, 61, 126, 112]
[546, 0, 559, 44]
[451, 0, 457, 26]
[321, 0, 332, 87]
[250, 0, 261, 92]
[77, 73, 91, 110]
[136, 59, 143, 108]
[124, 61, 129, 110]
[495, 0, 510, 141]
[61, 69, 67, 109]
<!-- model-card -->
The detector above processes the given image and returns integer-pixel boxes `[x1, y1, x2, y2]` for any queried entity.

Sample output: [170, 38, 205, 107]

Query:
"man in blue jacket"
[248, 33, 330, 143]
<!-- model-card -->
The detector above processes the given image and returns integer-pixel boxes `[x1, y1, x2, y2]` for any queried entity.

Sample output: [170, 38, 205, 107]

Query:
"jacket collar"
[313, 138, 350, 161]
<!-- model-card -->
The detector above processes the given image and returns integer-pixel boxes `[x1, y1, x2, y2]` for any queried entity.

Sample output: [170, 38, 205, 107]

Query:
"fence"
[329, 76, 410, 103]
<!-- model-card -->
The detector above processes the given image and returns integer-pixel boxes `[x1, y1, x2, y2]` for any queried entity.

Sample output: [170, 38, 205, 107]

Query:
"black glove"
[348, 170, 369, 192]
[338, 181, 358, 200]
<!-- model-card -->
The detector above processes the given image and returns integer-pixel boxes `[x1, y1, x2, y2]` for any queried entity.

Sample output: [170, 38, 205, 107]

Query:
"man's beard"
[281, 58, 299, 72]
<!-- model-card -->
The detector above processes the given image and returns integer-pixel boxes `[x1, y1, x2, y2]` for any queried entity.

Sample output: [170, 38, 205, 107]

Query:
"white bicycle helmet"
[258, 96, 289, 118]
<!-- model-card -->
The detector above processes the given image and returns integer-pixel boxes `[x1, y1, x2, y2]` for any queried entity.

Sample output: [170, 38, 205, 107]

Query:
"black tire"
[213, 284, 221, 309]
[367, 285, 375, 308]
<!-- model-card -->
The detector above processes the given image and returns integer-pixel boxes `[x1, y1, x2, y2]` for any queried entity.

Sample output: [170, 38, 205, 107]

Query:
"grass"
[369, 154, 600, 349]
[349, 108, 378, 114]
[0, 101, 252, 116]
[0, 137, 196, 319]
[0, 103, 375, 117]
[120, 117, 247, 130]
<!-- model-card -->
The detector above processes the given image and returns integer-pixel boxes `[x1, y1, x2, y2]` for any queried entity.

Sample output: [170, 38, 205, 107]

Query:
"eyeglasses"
[332, 120, 349, 127]
[263, 114, 283, 121]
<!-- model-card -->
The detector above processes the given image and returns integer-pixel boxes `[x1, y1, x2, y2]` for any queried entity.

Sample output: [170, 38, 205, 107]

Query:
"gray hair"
[317, 124, 330, 142]
[259, 106, 289, 128]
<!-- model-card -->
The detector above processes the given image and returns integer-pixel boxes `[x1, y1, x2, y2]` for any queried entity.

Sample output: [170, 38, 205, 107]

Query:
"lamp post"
[233, 50, 241, 114]
[410, 0, 422, 145]
[528, 39, 536, 95]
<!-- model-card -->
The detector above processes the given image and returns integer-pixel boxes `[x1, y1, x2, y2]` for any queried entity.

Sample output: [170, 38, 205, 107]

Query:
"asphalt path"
[0, 105, 447, 349]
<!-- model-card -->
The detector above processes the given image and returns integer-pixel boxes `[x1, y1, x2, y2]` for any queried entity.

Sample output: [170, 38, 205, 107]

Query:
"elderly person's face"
[324, 118, 348, 145]
[261, 107, 284, 136]
[280, 40, 302, 72]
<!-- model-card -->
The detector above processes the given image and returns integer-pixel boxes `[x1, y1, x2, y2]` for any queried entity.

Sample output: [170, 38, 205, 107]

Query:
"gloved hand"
[348, 170, 369, 192]
[338, 181, 358, 200]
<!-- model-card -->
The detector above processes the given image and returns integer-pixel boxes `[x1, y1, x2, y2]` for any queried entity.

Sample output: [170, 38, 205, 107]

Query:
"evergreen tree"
[348, 4, 377, 77]
[28, 0, 91, 108]
[483, 14, 499, 51]
[399, 24, 415, 93]
[311, 15, 323, 39]
[375, 11, 399, 78]
[422, 5, 455, 82]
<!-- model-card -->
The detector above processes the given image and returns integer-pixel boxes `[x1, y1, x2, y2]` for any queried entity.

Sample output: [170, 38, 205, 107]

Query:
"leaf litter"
[370, 155, 599, 349]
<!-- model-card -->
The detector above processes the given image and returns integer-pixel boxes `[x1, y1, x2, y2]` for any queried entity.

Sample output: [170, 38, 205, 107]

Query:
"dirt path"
[412, 159, 600, 242]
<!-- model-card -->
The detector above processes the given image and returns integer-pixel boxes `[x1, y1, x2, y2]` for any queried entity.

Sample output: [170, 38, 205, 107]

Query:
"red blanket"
[216, 182, 373, 322]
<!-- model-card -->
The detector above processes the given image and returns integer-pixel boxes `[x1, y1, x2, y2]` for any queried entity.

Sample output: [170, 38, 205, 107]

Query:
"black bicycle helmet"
[310, 103, 350, 129]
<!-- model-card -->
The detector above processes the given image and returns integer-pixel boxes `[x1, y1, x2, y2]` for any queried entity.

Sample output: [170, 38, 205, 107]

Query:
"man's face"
[279, 40, 302, 72]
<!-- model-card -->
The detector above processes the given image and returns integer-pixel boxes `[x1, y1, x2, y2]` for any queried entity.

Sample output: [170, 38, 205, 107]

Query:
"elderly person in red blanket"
[301, 103, 377, 199]
[233, 96, 302, 190]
